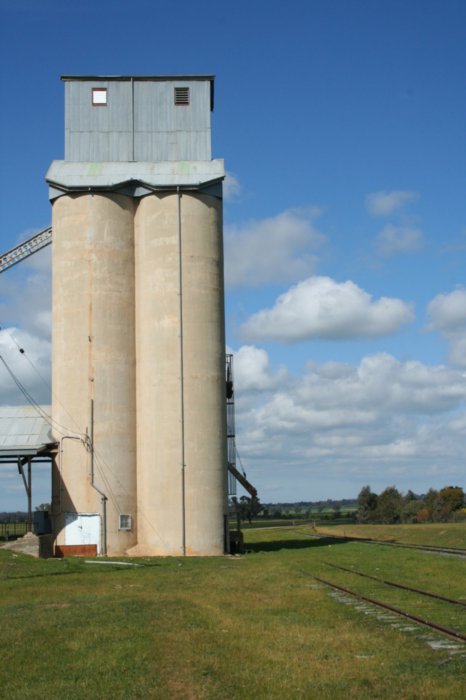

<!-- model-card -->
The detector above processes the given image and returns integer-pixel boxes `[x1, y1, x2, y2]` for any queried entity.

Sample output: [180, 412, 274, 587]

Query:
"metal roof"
[61, 75, 215, 81]
[46, 159, 224, 192]
[0, 406, 55, 458]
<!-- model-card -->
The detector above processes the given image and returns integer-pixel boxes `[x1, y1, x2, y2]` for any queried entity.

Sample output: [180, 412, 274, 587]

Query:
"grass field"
[1, 524, 465, 699]
[314, 522, 466, 549]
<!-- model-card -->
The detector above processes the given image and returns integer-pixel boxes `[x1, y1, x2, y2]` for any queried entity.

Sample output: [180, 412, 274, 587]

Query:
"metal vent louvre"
[174, 87, 190, 105]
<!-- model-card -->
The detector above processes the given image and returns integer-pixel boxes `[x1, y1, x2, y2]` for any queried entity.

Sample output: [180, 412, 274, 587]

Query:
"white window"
[119, 514, 132, 530]
[92, 88, 107, 106]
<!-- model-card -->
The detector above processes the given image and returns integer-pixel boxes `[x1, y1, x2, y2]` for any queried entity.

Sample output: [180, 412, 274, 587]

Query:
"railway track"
[315, 575, 466, 643]
[325, 562, 466, 608]
[312, 531, 466, 558]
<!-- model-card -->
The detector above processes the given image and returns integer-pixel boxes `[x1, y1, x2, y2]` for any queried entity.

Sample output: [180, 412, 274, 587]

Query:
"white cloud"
[233, 345, 287, 392]
[231, 347, 466, 501]
[0, 245, 51, 340]
[240, 276, 414, 342]
[376, 224, 424, 256]
[366, 190, 419, 216]
[449, 337, 466, 368]
[224, 208, 325, 288]
[223, 172, 242, 201]
[0, 327, 51, 405]
[427, 288, 466, 368]
[0, 236, 52, 406]
[427, 288, 466, 333]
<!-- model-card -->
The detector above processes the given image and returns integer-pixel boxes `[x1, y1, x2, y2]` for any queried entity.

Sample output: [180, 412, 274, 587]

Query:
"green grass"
[315, 522, 466, 549]
[1, 524, 466, 699]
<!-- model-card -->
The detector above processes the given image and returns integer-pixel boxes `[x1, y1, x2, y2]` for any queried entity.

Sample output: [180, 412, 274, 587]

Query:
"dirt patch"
[0, 532, 39, 558]
[43, 603, 71, 609]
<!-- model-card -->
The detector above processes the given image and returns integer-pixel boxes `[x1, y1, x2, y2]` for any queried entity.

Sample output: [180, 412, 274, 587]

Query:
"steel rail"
[360, 540, 466, 557]
[315, 576, 466, 644]
[314, 532, 466, 557]
[325, 562, 466, 607]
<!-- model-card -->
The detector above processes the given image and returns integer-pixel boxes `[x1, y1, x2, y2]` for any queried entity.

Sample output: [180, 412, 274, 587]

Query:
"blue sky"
[1, 0, 466, 510]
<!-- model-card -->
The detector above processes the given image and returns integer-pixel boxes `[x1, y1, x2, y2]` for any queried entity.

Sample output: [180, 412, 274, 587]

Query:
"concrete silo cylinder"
[133, 192, 227, 556]
[51, 193, 137, 555]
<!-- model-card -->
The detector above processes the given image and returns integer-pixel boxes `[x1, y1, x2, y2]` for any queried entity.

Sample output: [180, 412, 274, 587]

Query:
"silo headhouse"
[46, 75, 228, 556]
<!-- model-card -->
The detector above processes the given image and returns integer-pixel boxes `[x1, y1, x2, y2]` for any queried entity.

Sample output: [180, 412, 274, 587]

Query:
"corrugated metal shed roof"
[0, 406, 55, 457]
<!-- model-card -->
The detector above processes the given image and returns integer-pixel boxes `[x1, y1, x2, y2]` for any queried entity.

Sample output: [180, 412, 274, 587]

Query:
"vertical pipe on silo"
[89, 398, 108, 556]
[177, 187, 187, 557]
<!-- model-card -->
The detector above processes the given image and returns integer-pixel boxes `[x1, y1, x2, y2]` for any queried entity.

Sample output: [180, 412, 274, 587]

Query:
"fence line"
[0, 521, 29, 540]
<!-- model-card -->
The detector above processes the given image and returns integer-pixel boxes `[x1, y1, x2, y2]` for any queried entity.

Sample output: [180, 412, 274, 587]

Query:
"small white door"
[64, 513, 100, 553]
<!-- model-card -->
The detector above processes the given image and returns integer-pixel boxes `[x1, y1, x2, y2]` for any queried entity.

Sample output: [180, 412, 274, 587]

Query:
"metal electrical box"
[33, 510, 52, 535]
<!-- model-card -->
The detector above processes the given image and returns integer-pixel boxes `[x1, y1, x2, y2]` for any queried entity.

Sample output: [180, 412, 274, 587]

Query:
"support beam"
[227, 463, 257, 499]
[17, 457, 32, 531]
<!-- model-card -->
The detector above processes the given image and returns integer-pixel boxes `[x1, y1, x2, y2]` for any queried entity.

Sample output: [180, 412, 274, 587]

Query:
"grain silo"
[46, 76, 228, 556]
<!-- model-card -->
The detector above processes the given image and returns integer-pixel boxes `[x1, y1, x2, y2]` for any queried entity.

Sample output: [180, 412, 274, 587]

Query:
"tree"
[401, 498, 423, 523]
[416, 507, 430, 523]
[35, 503, 51, 512]
[432, 486, 464, 522]
[373, 486, 403, 524]
[401, 490, 423, 523]
[424, 488, 438, 519]
[238, 495, 262, 524]
[356, 486, 378, 523]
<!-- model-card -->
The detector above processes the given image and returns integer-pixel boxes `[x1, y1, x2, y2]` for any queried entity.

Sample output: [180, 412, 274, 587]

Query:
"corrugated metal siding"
[0, 406, 53, 452]
[65, 79, 211, 162]
[65, 80, 133, 161]
[133, 130, 211, 162]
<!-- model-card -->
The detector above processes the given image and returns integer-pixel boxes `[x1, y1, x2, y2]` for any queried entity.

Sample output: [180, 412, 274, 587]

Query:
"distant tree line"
[357, 485, 466, 524]
[0, 504, 50, 523]
[262, 498, 357, 510]
[229, 497, 357, 523]
[0, 511, 29, 523]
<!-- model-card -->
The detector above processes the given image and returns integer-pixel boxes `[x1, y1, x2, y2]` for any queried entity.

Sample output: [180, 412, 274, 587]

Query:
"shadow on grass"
[246, 536, 350, 553]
